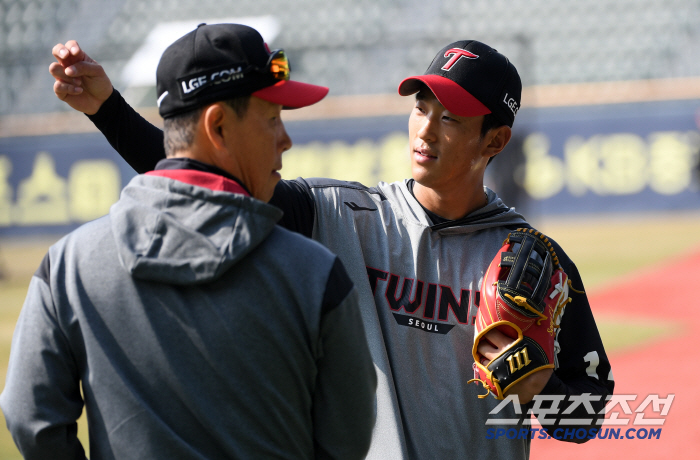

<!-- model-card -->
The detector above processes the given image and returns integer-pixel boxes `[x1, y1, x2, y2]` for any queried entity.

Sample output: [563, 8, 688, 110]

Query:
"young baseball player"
[2, 24, 377, 459]
[50, 33, 614, 459]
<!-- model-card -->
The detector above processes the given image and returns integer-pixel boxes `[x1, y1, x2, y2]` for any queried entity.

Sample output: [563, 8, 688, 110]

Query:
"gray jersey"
[273, 177, 614, 460]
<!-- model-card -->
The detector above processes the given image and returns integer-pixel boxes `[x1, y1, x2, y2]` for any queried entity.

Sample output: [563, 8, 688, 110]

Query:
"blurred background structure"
[2, 0, 700, 237]
[3, 0, 700, 114]
[2, 2, 700, 459]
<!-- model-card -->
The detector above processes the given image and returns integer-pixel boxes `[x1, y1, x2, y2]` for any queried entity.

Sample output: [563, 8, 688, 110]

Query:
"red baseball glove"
[470, 228, 574, 399]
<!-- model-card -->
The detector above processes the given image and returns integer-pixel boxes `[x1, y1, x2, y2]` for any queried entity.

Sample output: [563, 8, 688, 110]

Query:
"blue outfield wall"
[512, 99, 700, 216]
[0, 133, 138, 237]
[1, 98, 699, 236]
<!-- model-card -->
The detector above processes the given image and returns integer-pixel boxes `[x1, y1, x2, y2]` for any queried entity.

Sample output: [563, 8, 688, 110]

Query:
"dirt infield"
[531, 244, 700, 458]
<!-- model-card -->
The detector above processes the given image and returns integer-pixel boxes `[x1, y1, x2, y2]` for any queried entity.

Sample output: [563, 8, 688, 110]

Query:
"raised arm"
[50, 40, 112, 115]
[50, 41, 165, 173]
[49, 42, 318, 223]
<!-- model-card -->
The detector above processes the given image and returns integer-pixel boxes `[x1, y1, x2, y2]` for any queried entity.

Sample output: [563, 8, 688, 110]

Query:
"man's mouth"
[414, 147, 437, 159]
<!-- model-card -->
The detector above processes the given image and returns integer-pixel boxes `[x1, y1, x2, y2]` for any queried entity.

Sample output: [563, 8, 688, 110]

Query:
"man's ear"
[202, 103, 228, 152]
[485, 125, 512, 159]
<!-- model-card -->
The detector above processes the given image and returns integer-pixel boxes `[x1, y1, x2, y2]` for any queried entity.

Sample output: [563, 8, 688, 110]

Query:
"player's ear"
[484, 125, 511, 159]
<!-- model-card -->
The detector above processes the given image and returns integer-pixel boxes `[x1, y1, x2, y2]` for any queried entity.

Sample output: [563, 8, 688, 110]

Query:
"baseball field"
[0, 210, 698, 459]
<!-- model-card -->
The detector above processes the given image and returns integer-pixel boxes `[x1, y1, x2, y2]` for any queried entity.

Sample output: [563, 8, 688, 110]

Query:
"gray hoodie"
[1, 171, 377, 460]
[277, 177, 613, 460]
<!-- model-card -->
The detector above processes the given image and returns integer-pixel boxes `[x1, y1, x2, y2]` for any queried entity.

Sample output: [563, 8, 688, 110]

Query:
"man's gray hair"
[163, 96, 251, 157]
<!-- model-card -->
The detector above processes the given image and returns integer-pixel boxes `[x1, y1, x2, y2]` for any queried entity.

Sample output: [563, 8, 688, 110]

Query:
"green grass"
[536, 211, 700, 291]
[536, 211, 700, 352]
[0, 210, 698, 457]
[0, 288, 21, 460]
[596, 318, 682, 354]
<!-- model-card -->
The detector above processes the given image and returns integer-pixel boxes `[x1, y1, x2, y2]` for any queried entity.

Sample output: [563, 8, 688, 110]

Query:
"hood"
[391, 180, 528, 234]
[110, 175, 282, 285]
[432, 186, 529, 234]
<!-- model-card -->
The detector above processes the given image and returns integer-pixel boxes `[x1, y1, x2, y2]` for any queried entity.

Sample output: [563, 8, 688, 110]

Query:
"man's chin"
[410, 167, 434, 188]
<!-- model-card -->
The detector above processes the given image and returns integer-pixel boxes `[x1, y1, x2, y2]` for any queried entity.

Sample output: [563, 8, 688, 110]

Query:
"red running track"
[530, 247, 700, 459]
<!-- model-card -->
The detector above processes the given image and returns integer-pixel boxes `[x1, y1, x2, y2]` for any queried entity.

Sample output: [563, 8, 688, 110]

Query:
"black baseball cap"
[398, 40, 521, 127]
[156, 23, 329, 118]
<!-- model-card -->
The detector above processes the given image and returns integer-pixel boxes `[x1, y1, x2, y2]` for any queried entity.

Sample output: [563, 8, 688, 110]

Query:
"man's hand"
[477, 328, 553, 404]
[50, 40, 113, 115]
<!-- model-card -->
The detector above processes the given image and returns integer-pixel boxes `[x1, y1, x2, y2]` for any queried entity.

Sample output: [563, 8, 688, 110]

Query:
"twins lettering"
[367, 267, 479, 334]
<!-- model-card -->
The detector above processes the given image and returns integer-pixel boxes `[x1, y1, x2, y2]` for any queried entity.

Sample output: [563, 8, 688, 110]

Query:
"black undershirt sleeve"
[85, 90, 316, 235]
[87, 89, 165, 173]
[269, 178, 316, 238]
[321, 258, 355, 315]
[531, 252, 614, 442]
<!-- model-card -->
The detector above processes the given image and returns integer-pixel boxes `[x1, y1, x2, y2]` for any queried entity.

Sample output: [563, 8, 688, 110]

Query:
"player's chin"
[411, 164, 437, 188]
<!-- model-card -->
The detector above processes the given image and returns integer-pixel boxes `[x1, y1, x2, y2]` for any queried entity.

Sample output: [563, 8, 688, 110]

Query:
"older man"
[2, 23, 376, 460]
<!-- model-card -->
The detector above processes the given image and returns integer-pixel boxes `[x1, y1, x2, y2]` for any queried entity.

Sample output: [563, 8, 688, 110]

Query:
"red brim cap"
[398, 74, 491, 117]
[253, 80, 329, 109]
